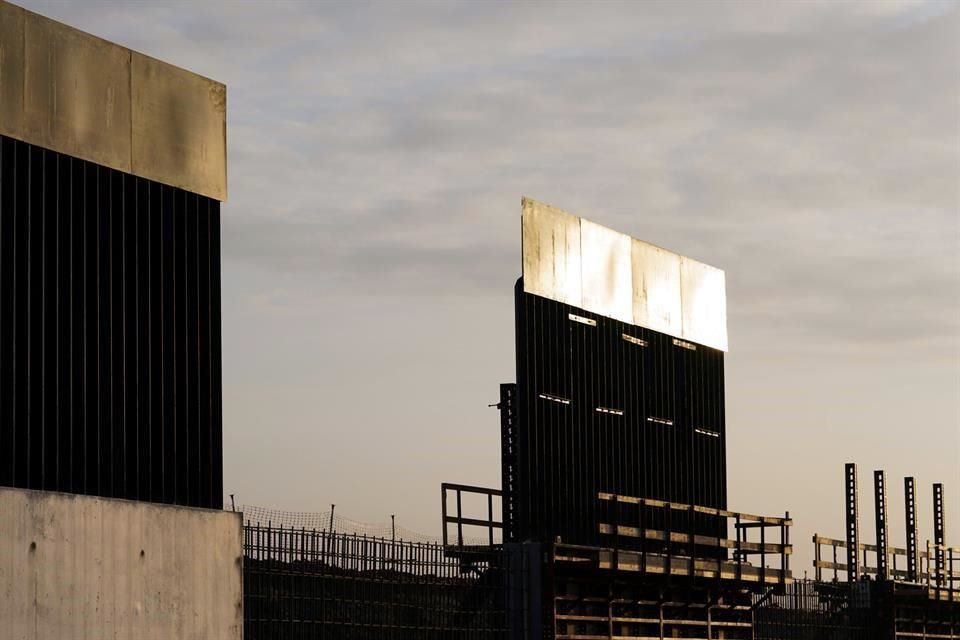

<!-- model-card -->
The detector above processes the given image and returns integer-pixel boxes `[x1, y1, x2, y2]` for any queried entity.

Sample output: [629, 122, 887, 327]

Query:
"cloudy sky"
[24, 0, 959, 566]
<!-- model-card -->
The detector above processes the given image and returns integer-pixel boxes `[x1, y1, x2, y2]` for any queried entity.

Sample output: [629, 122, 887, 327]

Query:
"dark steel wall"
[0, 133, 223, 509]
[510, 281, 726, 546]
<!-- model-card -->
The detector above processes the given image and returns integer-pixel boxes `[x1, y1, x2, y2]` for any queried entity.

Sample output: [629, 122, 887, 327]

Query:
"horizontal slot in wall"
[511, 279, 726, 548]
[0, 133, 222, 509]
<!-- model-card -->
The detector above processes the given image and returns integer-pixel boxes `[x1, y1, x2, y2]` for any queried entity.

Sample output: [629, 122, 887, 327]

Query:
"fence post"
[735, 513, 742, 582]
[457, 489, 464, 547]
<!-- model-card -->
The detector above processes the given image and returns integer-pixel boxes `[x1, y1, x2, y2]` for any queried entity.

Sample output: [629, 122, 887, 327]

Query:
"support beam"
[499, 383, 518, 543]
[845, 463, 860, 582]
[933, 483, 946, 587]
[904, 477, 919, 582]
[874, 470, 889, 581]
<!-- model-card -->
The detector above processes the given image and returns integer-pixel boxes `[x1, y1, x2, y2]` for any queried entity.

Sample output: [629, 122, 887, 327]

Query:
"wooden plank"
[599, 523, 791, 554]
[597, 492, 790, 525]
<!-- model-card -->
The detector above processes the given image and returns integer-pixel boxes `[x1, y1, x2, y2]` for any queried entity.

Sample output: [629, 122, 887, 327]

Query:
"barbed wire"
[233, 503, 500, 546]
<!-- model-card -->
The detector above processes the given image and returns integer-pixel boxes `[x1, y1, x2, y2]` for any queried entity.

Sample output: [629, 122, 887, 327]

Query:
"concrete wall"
[0, 487, 242, 640]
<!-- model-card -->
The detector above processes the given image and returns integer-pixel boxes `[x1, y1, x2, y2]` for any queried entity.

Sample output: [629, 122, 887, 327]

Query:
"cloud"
[28, 0, 957, 349]
[19, 0, 959, 554]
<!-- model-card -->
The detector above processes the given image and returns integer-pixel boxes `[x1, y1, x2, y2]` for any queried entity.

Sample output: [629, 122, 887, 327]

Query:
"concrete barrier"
[0, 487, 242, 639]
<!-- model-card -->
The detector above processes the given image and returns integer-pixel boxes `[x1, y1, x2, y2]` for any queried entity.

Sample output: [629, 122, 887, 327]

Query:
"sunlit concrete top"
[0, 1, 227, 201]
[521, 197, 728, 351]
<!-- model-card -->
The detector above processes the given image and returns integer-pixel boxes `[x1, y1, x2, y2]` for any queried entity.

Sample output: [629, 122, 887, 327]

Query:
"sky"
[22, 0, 959, 571]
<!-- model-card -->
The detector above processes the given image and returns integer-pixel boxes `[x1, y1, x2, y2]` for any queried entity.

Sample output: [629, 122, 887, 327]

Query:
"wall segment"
[521, 197, 727, 351]
[0, 0, 226, 201]
[0, 487, 242, 640]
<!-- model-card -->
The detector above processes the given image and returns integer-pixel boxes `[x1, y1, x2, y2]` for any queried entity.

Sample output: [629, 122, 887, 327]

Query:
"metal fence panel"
[243, 522, 509, 640]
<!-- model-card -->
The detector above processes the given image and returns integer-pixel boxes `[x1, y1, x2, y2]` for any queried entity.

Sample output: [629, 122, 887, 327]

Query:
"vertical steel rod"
[440, 485, 448, 547]
[934, 482, 946, 588]
[456, 488, 463, 546]
[905, 476, 919, 582]
[845, 463, 860, 582]
[874, 469, 889, 581]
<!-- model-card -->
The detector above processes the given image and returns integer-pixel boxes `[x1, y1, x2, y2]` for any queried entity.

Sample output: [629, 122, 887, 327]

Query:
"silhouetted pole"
[933, 484, 946, 587]
[874, 470, 889, 581]
[904, 477, 918, 582]
[845, 463, 860, 582]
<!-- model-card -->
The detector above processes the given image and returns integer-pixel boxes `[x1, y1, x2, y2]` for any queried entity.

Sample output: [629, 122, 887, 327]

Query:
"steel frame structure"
[441, 483, 503, 550]
[813, 464, 959, 639]
[441, 486, 793, 639]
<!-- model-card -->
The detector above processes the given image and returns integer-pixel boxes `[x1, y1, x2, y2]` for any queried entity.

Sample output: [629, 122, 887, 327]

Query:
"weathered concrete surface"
[0, 0, 227, 201]
[0, 487, 242, 640]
